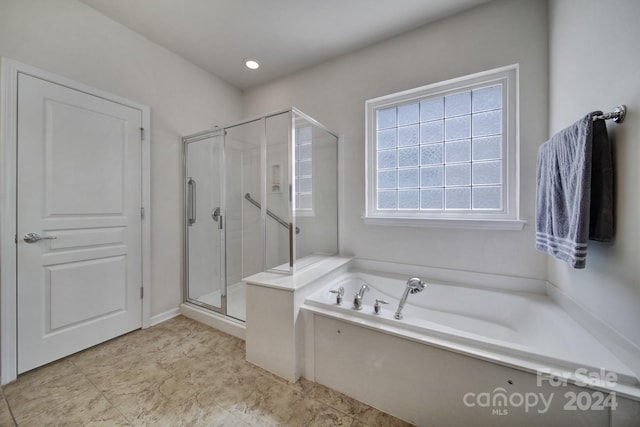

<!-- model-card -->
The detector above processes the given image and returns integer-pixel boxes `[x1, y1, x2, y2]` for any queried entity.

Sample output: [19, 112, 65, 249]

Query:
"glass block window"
[375, 85, 502, 211]
[365, 65, 519, 225]
[295, 125, 313, 212]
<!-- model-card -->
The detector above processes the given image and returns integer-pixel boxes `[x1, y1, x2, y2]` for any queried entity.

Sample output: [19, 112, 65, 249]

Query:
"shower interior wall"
[227, 111, 339, 280]
[225, 116, 291, 287]
[265, 113, 294, 271]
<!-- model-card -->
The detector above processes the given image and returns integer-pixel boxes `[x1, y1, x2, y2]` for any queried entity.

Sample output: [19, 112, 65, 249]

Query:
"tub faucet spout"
[394, 277, 426, 320]
[353, 283, 370, 310]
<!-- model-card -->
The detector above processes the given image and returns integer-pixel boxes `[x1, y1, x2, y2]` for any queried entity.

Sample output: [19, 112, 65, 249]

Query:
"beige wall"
[548, 0, 640, 347]
[243, 0, 549, 279]
[0, 0, 243, 317]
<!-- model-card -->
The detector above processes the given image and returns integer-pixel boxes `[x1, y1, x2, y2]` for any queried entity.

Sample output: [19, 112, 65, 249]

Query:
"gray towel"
[535, 112, 614, 269]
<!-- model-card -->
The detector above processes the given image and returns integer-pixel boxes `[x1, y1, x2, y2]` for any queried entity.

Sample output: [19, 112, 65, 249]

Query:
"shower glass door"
[185, 133, 225, 314]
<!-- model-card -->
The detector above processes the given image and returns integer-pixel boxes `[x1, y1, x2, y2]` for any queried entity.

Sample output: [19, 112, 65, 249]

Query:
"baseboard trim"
[149, 307, 181, 326]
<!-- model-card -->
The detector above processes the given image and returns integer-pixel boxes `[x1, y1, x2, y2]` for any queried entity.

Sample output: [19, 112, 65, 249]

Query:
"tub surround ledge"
[244, 256, 352, 381]
[545, 281, 640, 384]
[244, 256, 352, 291]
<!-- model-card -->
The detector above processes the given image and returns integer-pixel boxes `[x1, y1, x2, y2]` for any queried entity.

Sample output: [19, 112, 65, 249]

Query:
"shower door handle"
[212, 207, 222, 230]
[187, 177, 196, 226]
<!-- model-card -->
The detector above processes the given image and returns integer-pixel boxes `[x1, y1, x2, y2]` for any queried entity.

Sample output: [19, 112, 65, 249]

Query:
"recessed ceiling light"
[245, 59, 260, 70]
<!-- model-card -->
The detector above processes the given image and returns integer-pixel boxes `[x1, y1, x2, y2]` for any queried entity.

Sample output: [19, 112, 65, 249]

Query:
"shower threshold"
[195, 281, 246, 322]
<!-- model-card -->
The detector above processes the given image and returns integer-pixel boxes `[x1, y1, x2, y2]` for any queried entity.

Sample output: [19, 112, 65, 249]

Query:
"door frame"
[0, 58, 151, 384]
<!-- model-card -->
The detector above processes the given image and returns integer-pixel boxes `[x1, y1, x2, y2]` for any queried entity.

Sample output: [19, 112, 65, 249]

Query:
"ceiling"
[79, 0, 488, 90]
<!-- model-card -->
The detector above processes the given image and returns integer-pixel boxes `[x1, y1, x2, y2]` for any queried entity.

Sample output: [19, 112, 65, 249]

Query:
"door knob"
[23, 233, 56, 243]
[211, 207, 223, 230]
[211, 207, 221, 221]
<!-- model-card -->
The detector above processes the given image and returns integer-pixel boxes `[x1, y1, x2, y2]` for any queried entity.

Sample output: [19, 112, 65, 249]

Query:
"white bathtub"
[303, 270, 639, 397]
[303, 271, 640, 426]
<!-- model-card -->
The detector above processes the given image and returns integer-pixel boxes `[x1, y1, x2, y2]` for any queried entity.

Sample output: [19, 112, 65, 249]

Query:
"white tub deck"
[304, 271, 639, 396]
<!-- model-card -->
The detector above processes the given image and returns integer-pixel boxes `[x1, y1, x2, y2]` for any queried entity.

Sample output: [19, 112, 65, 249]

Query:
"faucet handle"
[329, 286, 344, 305]
[329, 286, 344, 296]
[374, 299, 389, 315]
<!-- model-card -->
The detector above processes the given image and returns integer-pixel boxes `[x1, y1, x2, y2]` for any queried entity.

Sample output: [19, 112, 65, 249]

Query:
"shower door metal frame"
[182, 128, 227, 315]
[182, 107, 340, 316]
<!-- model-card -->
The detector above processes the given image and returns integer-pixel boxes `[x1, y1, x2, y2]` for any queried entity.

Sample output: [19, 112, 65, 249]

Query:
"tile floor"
[0, 316, 414, 426]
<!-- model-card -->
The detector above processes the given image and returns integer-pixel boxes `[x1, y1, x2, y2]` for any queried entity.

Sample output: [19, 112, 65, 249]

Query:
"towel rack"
[592, 105, 626, 123]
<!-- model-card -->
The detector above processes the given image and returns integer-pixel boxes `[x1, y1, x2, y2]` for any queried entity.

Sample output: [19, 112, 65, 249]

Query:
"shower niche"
[183, 108, 338, 321]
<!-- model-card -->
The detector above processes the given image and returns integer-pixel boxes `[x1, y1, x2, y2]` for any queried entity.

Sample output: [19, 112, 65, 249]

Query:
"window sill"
[362, 216, 526, 231]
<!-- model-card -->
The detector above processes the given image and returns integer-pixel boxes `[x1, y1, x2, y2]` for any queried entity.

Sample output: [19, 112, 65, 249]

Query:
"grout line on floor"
[1, 387, 17, 427]
[70, 357, 133, 425]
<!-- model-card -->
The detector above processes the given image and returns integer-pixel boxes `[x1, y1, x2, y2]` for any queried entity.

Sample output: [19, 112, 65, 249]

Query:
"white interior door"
[17, 73, 143, 373]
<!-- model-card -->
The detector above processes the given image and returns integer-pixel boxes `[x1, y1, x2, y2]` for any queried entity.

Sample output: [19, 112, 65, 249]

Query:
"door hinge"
[15, 234, 17, 244]
[140, 127, 145, 141]
[140, 207, 145, 220]
[141, 287, 144, 299]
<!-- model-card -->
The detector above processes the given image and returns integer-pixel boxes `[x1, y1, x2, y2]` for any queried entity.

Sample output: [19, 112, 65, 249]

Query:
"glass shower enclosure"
[183, 108, 338, 321]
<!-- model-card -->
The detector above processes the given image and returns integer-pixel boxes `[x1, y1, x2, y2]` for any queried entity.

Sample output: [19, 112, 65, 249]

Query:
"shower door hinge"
[140, 128, 145, 141]
[140, 207, 145, 220]
[141, 287, 144, 299]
